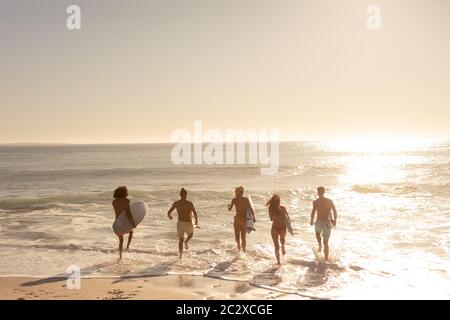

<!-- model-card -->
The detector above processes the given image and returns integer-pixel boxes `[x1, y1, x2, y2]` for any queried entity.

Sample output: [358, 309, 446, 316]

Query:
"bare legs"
[315, 232, 322, 253]
[185, 232, 193, 250]
[178, 232, 194, 258]
[118, 235, 124, 260]
[178, 237, 184, 258]
[272, 226, 287, 265]
[234, 223, 246, 252]
[118, 232, 133, 260]
[315, 232, 329, 260]
[126, 231, 133, 251]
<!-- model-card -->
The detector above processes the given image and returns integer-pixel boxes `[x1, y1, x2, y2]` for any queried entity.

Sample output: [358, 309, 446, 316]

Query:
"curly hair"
[113, 186, 128, 199]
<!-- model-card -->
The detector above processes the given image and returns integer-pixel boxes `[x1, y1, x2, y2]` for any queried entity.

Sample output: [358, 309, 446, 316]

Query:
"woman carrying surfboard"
[228, 186, 255, 253]
[266, 194, 290, 265]
[112, 186, 137, 260]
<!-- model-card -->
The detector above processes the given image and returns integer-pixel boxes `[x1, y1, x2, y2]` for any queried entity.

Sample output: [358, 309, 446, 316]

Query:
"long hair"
[266, 194, 281, 215]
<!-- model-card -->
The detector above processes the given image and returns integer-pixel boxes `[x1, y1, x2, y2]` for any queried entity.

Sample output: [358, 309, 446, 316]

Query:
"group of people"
[112, 185, 337, 264]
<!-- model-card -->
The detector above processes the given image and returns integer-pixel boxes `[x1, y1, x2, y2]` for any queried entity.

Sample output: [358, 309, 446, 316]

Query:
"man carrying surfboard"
[112, 186, 137, 260]
[228, 186, 255, 253]
[310, 186, 337, 261]
[167, 188, 199, 258]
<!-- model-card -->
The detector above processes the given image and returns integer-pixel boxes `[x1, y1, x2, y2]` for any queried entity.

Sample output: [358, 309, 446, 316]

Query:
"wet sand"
[0, 275, 308, 300]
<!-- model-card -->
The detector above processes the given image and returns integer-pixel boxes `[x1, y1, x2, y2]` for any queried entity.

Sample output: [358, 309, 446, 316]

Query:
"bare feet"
[281, 245, 286, 255]
[125, 247, 131, 252]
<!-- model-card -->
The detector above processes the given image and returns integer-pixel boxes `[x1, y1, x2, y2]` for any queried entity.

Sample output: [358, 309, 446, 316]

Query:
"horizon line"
[0, 137, 448, 146]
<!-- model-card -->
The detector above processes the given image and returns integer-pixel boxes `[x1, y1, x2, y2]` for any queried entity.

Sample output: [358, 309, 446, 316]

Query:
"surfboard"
[112, 200, 147, 235]
[246, 195, 256, 233]
[191, 211, 198, 228]
[284, 210, 294, 236]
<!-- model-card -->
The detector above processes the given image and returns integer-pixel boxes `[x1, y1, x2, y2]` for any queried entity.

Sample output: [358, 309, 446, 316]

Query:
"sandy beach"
[0, 275, 307, 300]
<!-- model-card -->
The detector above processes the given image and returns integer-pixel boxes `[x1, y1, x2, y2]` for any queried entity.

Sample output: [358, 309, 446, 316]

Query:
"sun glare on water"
[325, 138, 434, 153]
[322, 138, 435, 185]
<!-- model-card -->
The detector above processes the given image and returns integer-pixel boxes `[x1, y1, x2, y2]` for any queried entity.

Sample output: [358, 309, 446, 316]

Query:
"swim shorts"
[177, 221, 194, 238]
[315, 220, 332, 240]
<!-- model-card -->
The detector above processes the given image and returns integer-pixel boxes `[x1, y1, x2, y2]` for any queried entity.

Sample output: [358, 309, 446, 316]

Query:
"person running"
[310, 186, 337, 260]
[112, 186, 136, 260]
[228, 186, 255, 253]
[266, 194, 290, 265]
[168, 188, 198, 258]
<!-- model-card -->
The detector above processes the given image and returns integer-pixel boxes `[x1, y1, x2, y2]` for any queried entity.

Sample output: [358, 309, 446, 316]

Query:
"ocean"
[0, 141, 449, 299]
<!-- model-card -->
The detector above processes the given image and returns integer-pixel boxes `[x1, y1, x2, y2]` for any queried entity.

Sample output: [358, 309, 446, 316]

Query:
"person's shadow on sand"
[249, 266, 282, 287]
[289, 258, 346, 288]
[110, 260, 177, 284]
[20, 260, 177, 287]
[21, 261, 114, 287]
[205, 255, 240, 277]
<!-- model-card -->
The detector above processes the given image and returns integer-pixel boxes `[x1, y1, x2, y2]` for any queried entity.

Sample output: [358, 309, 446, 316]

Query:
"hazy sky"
[1, 0, 449, 143]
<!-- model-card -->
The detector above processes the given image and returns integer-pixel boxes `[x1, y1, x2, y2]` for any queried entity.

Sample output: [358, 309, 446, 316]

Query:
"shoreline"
[0, 275, 310, 300]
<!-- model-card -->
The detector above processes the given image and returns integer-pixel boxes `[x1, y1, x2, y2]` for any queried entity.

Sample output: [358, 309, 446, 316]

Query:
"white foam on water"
[0, 142, 449, 298]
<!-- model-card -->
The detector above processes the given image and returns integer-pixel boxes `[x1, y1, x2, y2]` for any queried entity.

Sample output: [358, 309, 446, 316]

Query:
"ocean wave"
[351, 183, 423, 195]
[0, 165, 266, 180]
[3, 180, 447, 212]
[351, 182, 450, 196]
[0, 192, 112, 211]
[0, 243, 179, 256]
[351, 184, 384, 194]
[276, 164, 345, 178]
[0, 188, 315, 212]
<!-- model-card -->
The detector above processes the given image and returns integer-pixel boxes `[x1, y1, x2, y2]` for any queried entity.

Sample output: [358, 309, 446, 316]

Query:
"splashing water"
[0, 141, 449, 299]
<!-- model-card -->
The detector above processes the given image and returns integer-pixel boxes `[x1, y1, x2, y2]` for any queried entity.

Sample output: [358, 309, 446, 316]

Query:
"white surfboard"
[284, 210, 294, 236]
[246, 195, 256, 234]
[112, 200, 147, 235]
[191, 211, 198, 228]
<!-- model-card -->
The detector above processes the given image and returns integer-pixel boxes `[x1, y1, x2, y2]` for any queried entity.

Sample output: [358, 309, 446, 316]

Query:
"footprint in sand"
[106, 289, 132, 300]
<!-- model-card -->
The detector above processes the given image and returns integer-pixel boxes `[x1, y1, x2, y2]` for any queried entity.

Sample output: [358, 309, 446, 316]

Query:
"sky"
[1, 0, 449, 143]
